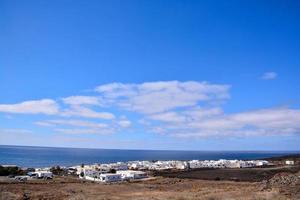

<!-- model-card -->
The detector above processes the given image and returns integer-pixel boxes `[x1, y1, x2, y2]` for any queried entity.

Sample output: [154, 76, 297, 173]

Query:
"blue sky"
[1, 0, 300, 150]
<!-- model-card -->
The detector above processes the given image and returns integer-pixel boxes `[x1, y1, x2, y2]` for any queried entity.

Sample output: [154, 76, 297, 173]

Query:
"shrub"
[80, 172, 84, 177]
[0, 166, 24, 176]
[50, 166, 66, 175]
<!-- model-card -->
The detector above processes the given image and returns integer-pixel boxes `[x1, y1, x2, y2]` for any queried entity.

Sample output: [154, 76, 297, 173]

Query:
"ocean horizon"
[1, 145, 299, 168]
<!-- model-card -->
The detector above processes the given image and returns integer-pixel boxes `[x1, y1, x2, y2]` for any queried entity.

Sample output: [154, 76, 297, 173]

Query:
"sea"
[0, 145, 299, 168]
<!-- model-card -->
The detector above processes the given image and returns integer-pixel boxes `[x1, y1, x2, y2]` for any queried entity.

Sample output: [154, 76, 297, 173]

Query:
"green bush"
[80, 172, 84, 177]
[0, 166, 24, 176]
[109, 168, 116, 174]
[50, 166, 66, 175]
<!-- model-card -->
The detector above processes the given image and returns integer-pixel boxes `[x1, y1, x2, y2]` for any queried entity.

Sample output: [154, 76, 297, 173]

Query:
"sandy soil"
[0, 176, 296, 200]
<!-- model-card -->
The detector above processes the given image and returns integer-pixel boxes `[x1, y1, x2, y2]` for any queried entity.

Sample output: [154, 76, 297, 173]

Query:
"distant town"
[3, 158, 295, 183]
[1, 155, 299, 199]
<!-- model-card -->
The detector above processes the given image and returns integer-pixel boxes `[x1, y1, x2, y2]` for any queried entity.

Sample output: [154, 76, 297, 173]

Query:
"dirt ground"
[0, 176, 298, 200]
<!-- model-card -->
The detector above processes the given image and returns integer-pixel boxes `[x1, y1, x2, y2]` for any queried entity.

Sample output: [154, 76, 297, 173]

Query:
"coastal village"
[75, 159, 271, 183]
[1, 155, 300, 199]
[2, 159, 273, 183]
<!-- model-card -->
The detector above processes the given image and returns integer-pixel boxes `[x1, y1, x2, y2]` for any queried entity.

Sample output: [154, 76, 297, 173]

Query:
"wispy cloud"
[149, 107, 300, 137]
[0, 128, 33, 134]
[261, 72, 277, 80]
[54, 128, 113, 135]
[148, 112, 186, 123]
[62, 96, 102, 106]
[35, 119, 109, 129]
[95, 81, 230, 114]
[61, 106, 115, 119]
[35, 118, 131, 135]
[60, 96, 116, 119]
[0, 99, 59, 115]
[1, 81, 300, 139]
[117, 120, 132, 128]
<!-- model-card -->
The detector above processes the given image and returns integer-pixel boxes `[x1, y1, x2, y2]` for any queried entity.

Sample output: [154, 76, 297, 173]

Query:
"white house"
[175, 161, 188, 170]
[188, 160, 202, 169]
[83, 169, 101, 178]
[104, 162, 128, 171]
[129, 163, 140, 170]
[99, 173, 122, 183]
[285, 160, 295, 165]
[254, 160, 269, 166]
[116, 170, 147, 180]
[28, 171, 53, 179]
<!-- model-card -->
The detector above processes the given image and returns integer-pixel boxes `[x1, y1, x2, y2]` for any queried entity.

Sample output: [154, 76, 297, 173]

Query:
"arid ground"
[0, 174, 299, 200]
[1, 156, 300, 200]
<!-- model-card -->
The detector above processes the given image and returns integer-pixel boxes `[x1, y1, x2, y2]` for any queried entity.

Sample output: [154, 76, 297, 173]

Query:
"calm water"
[0, 145, 298, 168]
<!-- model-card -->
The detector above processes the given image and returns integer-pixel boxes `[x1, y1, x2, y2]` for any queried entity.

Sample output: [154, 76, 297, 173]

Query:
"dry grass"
[0, 176, 295, 200]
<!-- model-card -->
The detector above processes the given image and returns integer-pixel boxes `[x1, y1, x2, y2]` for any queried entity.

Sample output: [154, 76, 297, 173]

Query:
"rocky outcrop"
[261, 172, 300, 199]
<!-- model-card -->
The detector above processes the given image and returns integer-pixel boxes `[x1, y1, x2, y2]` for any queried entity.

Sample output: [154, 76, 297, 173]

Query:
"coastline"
[1, 154, 300, 199]
[1, 145, 300, 168]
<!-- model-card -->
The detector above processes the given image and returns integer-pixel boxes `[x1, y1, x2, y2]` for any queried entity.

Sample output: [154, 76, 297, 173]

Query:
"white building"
[285, 160, 295, 165]
[189, 160, 203, 169]
[28, 171, 53, 179]
[116, 170, 147, 180]
[174, 161, 188, 170]
[254, 160, 269, 166]
[99, 173, 122, 183]
[129, 163, 140, 170]
[102, 162, 128, 171]
[83, 169, 101, 178]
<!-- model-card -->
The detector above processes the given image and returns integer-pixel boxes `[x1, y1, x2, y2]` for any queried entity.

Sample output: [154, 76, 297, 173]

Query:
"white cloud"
[0, 99, 59, 115]
[150, 107, 300, 137]
[230, 108, 300, 130]
[35, 119, 109, 129]
[61, 106, 115, 119]
[35, 118, 132, 135]
[147, 107, 223, 123]
[183, 107, 223, 121]
[261, 72, 277, 80]
[95, 81, 230, 114]
[118, 120, 132, 128]
[3, 81, 300, 139]
[0, 128, 33, 134]
[148, 112, 186, 123]
[62, 96, 101, 105]
[54, 128, 113, 135]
